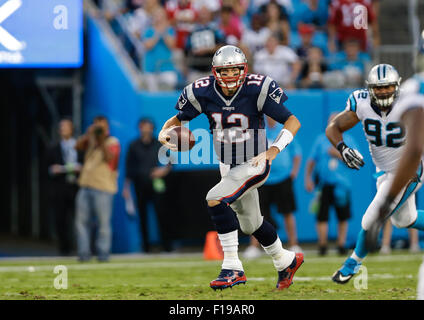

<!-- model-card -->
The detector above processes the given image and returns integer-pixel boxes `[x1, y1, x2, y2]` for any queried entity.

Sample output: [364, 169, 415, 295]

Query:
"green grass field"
[0, 251, 422, 300]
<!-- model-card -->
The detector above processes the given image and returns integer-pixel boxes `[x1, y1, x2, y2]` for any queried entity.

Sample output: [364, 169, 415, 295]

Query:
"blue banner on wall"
[0, 0, 83, 67]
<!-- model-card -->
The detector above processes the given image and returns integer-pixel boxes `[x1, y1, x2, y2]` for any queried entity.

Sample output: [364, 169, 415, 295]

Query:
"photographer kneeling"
[74, 115, 120, 262]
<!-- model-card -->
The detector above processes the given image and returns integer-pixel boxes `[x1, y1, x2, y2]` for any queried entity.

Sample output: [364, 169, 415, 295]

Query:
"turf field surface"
[0, 251, 422, 300]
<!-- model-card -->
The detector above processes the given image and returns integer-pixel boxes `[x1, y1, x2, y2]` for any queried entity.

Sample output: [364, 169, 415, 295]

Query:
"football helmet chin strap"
[212, 64, 248, 90]
[369, 85, 399, 109]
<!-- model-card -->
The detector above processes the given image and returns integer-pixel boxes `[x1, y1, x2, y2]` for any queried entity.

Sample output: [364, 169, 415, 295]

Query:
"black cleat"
[332, 258, 361, 284]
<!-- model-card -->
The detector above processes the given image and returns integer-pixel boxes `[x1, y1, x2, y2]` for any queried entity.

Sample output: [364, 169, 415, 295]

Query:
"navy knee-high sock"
[207, 202, 239, 234]
[252, 220, 278, 247]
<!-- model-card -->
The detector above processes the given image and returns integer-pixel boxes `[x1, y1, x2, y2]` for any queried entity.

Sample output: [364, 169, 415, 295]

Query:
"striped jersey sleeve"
[345, 92, 358, 113]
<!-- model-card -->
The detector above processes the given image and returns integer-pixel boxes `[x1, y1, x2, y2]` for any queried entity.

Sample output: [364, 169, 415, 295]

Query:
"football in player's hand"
[166, 126, 196, 151]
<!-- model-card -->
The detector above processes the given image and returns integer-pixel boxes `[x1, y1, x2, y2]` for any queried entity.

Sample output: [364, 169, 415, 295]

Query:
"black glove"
[337, 142, 365, 170]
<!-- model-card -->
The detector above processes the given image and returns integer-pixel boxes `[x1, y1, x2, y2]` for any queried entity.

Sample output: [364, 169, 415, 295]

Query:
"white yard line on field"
[249, 273, 414, 282]
[0, 253, 422, 273]
[0, 252, 203, 262]
[0, 260, 214, 273]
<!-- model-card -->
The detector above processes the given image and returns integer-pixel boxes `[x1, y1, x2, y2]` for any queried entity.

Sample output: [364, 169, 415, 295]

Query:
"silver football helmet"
[365, 64, 401, 109]
[212, 45, 248, 90]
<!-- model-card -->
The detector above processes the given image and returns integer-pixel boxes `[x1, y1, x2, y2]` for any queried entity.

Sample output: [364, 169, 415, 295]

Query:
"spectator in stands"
[260, 0, 290, 46]
[75, 116, 121, 262]
[165, 0, 198, 51]
[298, 46, 328, 89]
[45, 118, 82, 256]
[252, 0, 293, 15]
[123, 118, 173, 253]
[184, 6, 225, 83]
[290, 0, 329, 32]
[244, 116, 303, 259]
[124, 9, 150, 41]
[305, 113, 357, 256]
[295, 23, 315, 60]
[126, 0, 143, 11]
[240, 13, 270, 64]
[218, 5, 243, 46]
[122, 0, 158, 39]
[142, 7, 178, 91]
[223, 0, 249, 25]
[98, 0, 127, 21]
[328, 38, 371, 88]
[191, 0, 221, 14]
[253, 32, 301, 88]
[165, 0, 198, 78]
[141, 0, 162, 19]
[328, 0, 380, 53]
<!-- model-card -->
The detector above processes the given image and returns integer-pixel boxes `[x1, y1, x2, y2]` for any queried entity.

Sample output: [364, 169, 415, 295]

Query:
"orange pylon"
[203, 231, 224, 260]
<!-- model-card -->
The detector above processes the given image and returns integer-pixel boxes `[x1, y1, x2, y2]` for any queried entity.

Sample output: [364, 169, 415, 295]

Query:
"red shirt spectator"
[328, 0, 380, 52]
[166, 0, 198, 49]
[219, 6, 243, 45]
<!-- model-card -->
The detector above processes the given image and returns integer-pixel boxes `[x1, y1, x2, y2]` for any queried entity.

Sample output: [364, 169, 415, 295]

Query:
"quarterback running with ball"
[326, 63, 424, 284]
[158, 45, 304, 290]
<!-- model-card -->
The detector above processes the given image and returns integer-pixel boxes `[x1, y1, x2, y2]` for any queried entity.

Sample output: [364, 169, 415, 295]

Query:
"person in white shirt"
[253, 33, 301, 88]
[192, 0, 221, 13]
[240, 13, 271, 57]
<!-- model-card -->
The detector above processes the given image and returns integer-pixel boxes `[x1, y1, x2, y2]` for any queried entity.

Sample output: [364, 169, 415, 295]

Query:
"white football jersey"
[345, 89, 406, 172]
[399, 72, 424, 95]
[396, 93, 424, 115]
[397, 73, 424, 129]
[395, 74, 424, 166]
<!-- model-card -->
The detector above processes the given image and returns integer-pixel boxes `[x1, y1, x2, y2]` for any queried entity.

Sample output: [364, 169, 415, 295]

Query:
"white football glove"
[337, 142, 365, 170]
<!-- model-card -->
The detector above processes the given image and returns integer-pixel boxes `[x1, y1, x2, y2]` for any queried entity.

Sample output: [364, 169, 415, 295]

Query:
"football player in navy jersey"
[158, 45, 303, 290]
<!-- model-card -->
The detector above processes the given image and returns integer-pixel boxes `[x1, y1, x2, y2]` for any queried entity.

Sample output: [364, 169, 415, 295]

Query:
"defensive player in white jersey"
[158, 45, 304, 290]
[325, 63, 424, 284]
[371, 39, 424, 298]
[374, 89, 424, 300]
[365, 62, 424, 251]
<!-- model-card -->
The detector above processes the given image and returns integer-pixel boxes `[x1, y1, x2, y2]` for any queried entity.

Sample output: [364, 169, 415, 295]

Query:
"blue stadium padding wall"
[84, 16, 424, 253]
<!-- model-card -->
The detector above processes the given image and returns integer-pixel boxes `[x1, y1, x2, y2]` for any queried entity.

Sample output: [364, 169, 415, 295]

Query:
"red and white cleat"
[276, 253, 304, 290]
[210, 269, 247, 290]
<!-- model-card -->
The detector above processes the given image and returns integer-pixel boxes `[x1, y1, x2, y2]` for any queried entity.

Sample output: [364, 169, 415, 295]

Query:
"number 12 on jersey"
[211, 113, 251, 143]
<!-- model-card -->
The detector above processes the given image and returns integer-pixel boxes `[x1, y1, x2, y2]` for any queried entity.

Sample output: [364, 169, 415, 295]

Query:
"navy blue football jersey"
[175, 74, 293, 165]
